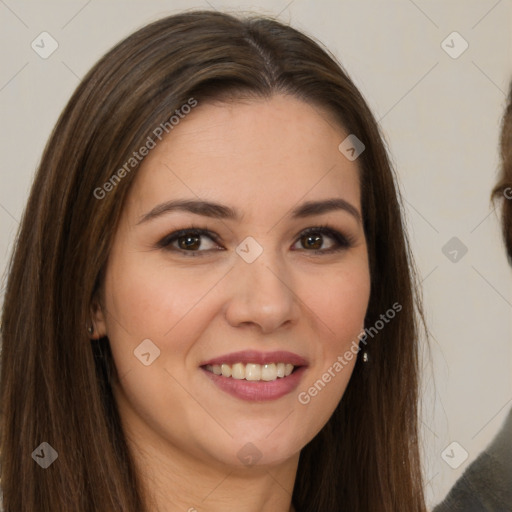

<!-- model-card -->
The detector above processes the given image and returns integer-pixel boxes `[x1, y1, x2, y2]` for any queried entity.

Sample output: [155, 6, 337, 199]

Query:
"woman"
[0, 10, 427, 511]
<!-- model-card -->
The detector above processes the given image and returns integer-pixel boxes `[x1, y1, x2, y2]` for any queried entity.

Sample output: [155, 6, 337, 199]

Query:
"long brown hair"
[0, 10, 427, 511]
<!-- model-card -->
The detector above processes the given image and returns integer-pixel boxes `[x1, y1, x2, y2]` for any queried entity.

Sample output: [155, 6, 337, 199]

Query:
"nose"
[224, 247, 300, 334]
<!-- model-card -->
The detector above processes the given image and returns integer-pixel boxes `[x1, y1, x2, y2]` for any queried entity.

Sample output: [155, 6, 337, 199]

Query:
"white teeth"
[245, 363, 261, 381]
[261, 363, 276, 381]
[204, 362, 297, 381]
[232, 362, 245, 380]
[221, 364, 232, 377]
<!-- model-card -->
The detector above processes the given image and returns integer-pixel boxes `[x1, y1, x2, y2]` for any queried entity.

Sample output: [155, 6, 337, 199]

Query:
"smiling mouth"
[203, 362, 296, 381]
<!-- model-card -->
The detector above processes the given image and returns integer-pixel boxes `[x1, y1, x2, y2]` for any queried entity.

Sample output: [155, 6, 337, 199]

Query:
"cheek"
[102, 256, 220, 444]
[292, 261, 370, 430]
[304, 260, 370, 348]
[102, 251, 225, 373]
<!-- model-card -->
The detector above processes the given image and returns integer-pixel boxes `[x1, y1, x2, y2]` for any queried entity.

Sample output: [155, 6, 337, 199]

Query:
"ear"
[89, 295, 108, 339]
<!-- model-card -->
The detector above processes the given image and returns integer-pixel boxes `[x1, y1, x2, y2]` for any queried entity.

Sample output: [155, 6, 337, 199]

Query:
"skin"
[92, 94, 371, 512]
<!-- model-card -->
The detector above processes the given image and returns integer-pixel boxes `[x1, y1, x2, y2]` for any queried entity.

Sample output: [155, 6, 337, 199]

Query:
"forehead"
[126, 94, 362, 222]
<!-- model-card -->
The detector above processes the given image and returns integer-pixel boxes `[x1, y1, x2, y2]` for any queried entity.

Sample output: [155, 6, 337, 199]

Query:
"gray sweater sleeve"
[433, 407, 512, 512]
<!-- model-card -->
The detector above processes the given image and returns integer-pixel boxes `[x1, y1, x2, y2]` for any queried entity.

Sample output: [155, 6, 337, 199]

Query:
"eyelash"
[157, 224, 354, 258]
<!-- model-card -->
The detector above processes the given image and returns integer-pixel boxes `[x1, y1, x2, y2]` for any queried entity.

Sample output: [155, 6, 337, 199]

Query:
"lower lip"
[201, 366, 307, 401]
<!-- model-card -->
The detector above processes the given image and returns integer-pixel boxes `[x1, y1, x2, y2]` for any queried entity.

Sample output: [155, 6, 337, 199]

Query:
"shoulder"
[433, 407, 512, 512]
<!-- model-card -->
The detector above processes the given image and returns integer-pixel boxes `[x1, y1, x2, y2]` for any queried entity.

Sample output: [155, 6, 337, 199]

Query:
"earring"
[87, 323, 94, 335]
[362, 351, 369, 363]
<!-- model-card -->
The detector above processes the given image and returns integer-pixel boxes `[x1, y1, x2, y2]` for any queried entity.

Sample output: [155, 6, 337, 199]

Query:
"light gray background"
[1, 1, 511, 509]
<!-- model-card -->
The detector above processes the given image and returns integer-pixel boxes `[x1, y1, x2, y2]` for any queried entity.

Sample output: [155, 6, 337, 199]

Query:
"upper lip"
[200, 350, 308, 367]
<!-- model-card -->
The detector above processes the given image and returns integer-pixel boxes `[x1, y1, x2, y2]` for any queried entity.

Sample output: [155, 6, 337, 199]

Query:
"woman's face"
[95, 94, 371, 469]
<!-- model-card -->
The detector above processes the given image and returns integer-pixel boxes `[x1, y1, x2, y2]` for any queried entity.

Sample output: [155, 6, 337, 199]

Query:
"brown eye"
[158, 225, 353, 258]
[301, 233, 323, 250]
[158, 228, 221, 257]
[292, 226, 353, 253]
[177, 234, 201, 250]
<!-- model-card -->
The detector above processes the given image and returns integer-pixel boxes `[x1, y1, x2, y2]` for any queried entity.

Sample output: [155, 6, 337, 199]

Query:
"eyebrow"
[137, 197, 361, 225]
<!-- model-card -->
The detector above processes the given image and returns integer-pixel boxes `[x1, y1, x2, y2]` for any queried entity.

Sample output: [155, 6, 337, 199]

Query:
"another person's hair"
[492, 81, 512, 261]
[0, 10, 427, 511]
